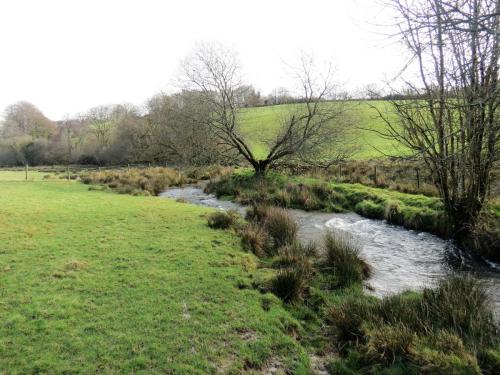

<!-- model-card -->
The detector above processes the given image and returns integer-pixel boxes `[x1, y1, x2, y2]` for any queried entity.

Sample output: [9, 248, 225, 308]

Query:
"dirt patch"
[260, 357, 285, 375]
[235, 328, 258, 342]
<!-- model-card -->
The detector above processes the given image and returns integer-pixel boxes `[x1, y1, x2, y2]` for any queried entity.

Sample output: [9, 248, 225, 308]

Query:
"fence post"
[416, 168, 420, 189]
[374, 166, 378, 185]
[25, 163, 28, 180]
[339, 164, 342, 180]
[67, 165, 70, 180]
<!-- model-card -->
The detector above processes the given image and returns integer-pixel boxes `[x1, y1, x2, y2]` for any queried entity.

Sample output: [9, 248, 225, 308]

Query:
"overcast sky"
[0, 0, 407, 120]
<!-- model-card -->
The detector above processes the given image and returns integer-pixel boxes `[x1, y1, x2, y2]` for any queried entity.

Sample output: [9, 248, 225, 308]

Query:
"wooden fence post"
[374, 166, 378, 185]
[416, 168, 420, 189]
[25, 164, 28, 180]
[67, 165, 70, 180]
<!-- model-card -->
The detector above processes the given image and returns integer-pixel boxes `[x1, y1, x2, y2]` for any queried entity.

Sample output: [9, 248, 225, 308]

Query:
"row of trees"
[0, 47, 353, 172]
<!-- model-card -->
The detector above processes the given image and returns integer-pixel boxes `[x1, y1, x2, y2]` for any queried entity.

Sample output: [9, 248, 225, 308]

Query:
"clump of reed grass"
[362, 323, 415, 363]
[328, 297, 373, 345]
[246, 204, 298, 254]
[81, 167, 188, 196]
[263, 206, 298, 250]
[240, 222, 269, 257]
[271, 266, 307, 302]
[273, 242, 317, 269]
[270, 240, 318, 303]
[384, 200, 404, 225]
[328, 275, 499, 373]
[207, 210, 240, 230]
[323, 230, 370, 287]
[421, 275, 498, 348]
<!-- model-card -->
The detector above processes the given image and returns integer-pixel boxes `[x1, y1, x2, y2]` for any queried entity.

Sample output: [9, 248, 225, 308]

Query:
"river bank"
[161, 183, 500, 374]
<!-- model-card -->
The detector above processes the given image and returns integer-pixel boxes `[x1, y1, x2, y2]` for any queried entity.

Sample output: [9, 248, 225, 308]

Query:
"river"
[160, 185, 500, 313]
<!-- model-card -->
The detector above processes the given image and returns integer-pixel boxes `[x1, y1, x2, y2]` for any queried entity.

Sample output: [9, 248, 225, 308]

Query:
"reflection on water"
[160, 186, 500, 313]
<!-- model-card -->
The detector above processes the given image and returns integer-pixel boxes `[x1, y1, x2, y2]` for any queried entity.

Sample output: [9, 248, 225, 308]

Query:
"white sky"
[0, 0, 408, 120]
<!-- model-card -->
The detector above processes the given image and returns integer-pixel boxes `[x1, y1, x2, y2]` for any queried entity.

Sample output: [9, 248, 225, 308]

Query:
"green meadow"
[0, 172, 309, 374]
[239, 101, 405, 160]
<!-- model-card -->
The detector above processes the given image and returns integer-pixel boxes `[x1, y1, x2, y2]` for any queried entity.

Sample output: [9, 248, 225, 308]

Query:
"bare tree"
[379, 0, 499, 235]
[85, 105, 121, 148]
[59, 116, 86, 164]
[145, 90, 235, 166]
[182, 43, 352, 176]
[1, 101, 56, 139]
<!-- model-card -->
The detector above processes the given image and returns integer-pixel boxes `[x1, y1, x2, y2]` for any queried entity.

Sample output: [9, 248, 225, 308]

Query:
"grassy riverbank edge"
[205, 198, 500, 374]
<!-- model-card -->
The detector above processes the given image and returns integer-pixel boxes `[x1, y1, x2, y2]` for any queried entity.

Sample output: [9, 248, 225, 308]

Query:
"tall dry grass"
[82, 167, 188, 195]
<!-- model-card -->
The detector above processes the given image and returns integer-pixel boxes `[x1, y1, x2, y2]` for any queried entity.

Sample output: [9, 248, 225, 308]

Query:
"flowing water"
[160, 185, 500, 313]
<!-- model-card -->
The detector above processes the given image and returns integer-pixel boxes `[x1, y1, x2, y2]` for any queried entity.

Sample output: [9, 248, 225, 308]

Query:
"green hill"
[239, 100, 406, 160]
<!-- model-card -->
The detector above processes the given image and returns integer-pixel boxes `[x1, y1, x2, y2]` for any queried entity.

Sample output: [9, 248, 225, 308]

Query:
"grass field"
[0, 172, 309, 374]
[239, 101, 406, 160]
[0, 170, 50, 181]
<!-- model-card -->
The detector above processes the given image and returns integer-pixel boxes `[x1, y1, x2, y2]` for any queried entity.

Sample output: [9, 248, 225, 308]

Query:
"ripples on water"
[160, 186, 500, 313]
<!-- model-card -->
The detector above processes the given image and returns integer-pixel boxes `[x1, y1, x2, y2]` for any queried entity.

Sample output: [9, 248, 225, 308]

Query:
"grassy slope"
[0, 173, 309, 374]
[239, 101, 405, 160]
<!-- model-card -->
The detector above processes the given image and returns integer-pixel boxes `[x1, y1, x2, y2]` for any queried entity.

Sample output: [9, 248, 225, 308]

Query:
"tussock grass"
[207, 209, 240, 229]
[245, 204, 298, 255]
[272, 266, 310, 303]
[323, 230, 370, 287]
[421, 276, 497, 348]
[263, 207, 298, 250]
[82, 167, 188, 195]
[240, 222, 269, 257]
[329, 275, 499, 373]
[271, 243, 314, 303]
[362, 323, 415, 363]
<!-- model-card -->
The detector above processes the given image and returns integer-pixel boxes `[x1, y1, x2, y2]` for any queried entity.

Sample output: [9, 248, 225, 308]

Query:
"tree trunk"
[253, 160, 270, 178]
[445, 197, 482, 239]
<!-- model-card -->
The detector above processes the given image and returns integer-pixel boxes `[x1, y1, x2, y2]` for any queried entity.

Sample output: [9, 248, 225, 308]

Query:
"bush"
[323, 230, 369, 287]
[207, 210, 239, 230]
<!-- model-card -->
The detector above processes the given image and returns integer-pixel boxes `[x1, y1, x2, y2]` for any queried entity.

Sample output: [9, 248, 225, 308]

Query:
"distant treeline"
[0, 87, 452, 167]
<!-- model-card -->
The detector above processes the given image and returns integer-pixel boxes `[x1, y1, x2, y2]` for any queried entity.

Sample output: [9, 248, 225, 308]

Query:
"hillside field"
[239, 100, 406, 160]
